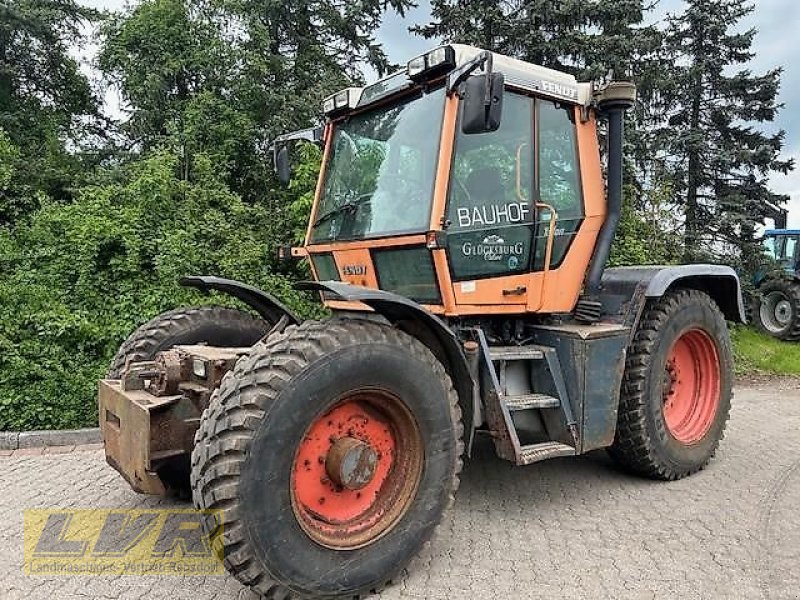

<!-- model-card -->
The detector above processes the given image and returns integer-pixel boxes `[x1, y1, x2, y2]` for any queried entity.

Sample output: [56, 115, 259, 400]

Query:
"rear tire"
[609, 289, 732, 480]
[108, 306, 271, 494]
[191, 319, 463, 599]
[753, 279, 800, 341]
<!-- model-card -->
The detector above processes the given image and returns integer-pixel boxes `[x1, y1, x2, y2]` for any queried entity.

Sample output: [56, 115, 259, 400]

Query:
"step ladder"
[478, 331, 579, 466]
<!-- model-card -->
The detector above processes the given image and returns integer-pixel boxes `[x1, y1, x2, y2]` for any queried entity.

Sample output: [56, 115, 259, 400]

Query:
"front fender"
[297, 281, 476, 452]
[181, 276, 300, 325]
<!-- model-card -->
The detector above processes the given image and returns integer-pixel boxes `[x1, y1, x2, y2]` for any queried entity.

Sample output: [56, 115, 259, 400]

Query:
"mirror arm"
[446, 50, 494, 96]
[483, 52, 493, 107]
[271, 125, 324, 148]
[269, 125, 324, 168]
[269, 125, 325, 183]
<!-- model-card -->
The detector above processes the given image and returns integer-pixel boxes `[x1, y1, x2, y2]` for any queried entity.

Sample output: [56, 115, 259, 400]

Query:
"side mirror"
[461, 72, 504, 135]
[275, 146, 291, 185]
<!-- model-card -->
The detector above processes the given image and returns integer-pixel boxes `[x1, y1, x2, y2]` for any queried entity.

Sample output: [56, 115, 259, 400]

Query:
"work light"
[322, 88, 361, 116]
[407, 46, 456, 81]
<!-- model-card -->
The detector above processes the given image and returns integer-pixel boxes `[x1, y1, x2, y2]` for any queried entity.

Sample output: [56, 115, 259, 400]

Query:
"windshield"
[763, 236, 777, 259]
[765, 234, 799, 264]
[310, 88, 445, 242]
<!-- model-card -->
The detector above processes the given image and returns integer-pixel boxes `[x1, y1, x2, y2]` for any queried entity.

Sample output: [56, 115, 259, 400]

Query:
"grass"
[730, 325, 800, 377]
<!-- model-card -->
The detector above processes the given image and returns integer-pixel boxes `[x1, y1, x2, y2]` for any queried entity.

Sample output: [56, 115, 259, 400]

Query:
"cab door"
[445, 91, 537, 308]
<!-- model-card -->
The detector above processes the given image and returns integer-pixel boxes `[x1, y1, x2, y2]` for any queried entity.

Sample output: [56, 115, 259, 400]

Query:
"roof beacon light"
[407, 46, 456, 81]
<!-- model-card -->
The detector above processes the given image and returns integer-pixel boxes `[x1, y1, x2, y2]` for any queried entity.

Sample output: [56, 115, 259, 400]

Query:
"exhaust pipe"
[575, 81, 636, 322]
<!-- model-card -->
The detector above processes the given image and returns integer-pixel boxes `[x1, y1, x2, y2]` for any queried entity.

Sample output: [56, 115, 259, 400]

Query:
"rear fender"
[297, 281, 476, 453]
[599, 265, 747, 330]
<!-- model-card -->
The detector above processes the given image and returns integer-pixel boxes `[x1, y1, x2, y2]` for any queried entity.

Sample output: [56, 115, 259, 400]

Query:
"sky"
[78, 0, 800, 226]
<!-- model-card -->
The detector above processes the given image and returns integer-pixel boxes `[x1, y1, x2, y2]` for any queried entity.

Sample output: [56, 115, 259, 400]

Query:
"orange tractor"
[99, 45, 744, 598]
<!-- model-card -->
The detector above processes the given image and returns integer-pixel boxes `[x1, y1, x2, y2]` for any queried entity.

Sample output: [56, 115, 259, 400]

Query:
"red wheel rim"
[290, 389, 423, 549]
[662, 328, 721, 444]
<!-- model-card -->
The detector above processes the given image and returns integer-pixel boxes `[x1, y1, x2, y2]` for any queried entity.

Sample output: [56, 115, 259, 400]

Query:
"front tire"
[609, 289, 733, 480]
[191, 319, 463, 599]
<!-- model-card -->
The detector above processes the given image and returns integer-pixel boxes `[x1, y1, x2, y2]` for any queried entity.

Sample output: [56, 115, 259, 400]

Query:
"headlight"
[407, 46, 456, 81]
[192, 358, 207, 379]
[334, 90, 349, 108]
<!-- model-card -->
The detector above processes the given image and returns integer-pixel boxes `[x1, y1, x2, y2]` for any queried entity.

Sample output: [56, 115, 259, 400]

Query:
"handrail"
[536, 202, 558, 275]
[531, 201, 558, 312]
[515, 143, 529, 204]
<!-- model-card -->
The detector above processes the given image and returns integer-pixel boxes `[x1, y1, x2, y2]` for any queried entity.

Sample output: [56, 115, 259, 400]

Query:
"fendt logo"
[342, 264, 368, 276]
[24, 509, 224, 576]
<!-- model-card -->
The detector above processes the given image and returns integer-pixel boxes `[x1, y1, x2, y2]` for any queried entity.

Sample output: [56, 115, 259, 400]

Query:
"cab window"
[533, 100, 583, 270]
[446, 92, 535, 281]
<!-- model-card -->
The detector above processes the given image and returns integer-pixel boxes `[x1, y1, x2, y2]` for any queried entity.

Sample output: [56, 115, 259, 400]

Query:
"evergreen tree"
[415, 0, 650, 80]
[0, 0, 101, 219]
[654, 0, 793, 261]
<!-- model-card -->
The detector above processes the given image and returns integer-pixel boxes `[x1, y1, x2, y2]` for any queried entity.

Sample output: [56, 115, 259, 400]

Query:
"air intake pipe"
[575, 82, 636, 322]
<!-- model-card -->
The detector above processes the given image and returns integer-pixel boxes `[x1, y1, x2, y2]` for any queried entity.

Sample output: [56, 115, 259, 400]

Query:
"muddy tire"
[191, 319, 463, 599]
[753, 279, 800, 341]
[108, 306, 271, 378]
[608, 289, 732, 480]
[108, 306, 271, 495]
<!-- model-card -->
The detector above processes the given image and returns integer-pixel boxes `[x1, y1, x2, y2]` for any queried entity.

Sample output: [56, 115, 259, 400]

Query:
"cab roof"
[351, 44, 594, 112]
[766, 229, 800, 235]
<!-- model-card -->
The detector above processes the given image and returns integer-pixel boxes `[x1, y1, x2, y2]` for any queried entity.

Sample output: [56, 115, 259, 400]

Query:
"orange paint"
[429, 95, 459, 231]
[332, 249, 378, 288]
[308, 234, 426, 254]
[304, 122, 334, 244]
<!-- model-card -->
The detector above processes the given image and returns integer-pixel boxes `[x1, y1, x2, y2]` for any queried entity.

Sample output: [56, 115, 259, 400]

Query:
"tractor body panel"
[529, 323, 629, 452]
[303, 75, 608, 318]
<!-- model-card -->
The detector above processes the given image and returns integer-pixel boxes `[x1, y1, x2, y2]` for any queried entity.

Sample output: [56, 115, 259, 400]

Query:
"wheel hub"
[290, 390, 423, 550]
[662, 328, 721, 444]
[325, 437, 378, 490]
[761, 291, 793, 333]
[775, 299, 792, 325]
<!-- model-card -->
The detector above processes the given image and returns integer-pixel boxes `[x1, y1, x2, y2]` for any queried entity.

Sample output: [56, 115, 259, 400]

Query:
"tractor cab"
[275, 44, 635, 317]
[763, 229, 800, 274]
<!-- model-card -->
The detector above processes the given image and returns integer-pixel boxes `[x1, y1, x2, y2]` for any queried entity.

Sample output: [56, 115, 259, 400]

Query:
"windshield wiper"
[311, 194, 371, 229]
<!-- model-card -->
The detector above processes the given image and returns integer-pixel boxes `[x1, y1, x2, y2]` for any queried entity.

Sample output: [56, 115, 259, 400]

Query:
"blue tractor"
[752, 228, 800, 340]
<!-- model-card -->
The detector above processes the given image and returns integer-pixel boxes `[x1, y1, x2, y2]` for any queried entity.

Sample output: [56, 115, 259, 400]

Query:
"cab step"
[489, 346, 544, 361]
[504, 393, 560, 411]
[518, 442, 576, 465]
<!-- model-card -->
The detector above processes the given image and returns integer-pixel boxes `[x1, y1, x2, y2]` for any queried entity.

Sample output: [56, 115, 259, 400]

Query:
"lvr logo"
[342, 264, 367, 276]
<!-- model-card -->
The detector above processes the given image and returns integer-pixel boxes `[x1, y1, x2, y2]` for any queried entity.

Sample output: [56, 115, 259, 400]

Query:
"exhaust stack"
[575, 81, 636, 323]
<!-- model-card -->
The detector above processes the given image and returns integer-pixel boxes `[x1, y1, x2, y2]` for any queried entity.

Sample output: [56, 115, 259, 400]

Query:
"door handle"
[502, 285, 527, 296]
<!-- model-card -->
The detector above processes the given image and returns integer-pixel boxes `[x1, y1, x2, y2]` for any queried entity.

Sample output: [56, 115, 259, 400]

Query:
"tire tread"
[608, 289, 731, 480]
[191, 319, 463, 599]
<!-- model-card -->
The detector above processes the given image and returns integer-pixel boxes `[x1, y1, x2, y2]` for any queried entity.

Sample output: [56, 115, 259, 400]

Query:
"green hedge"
[0, 150, 315, 430]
